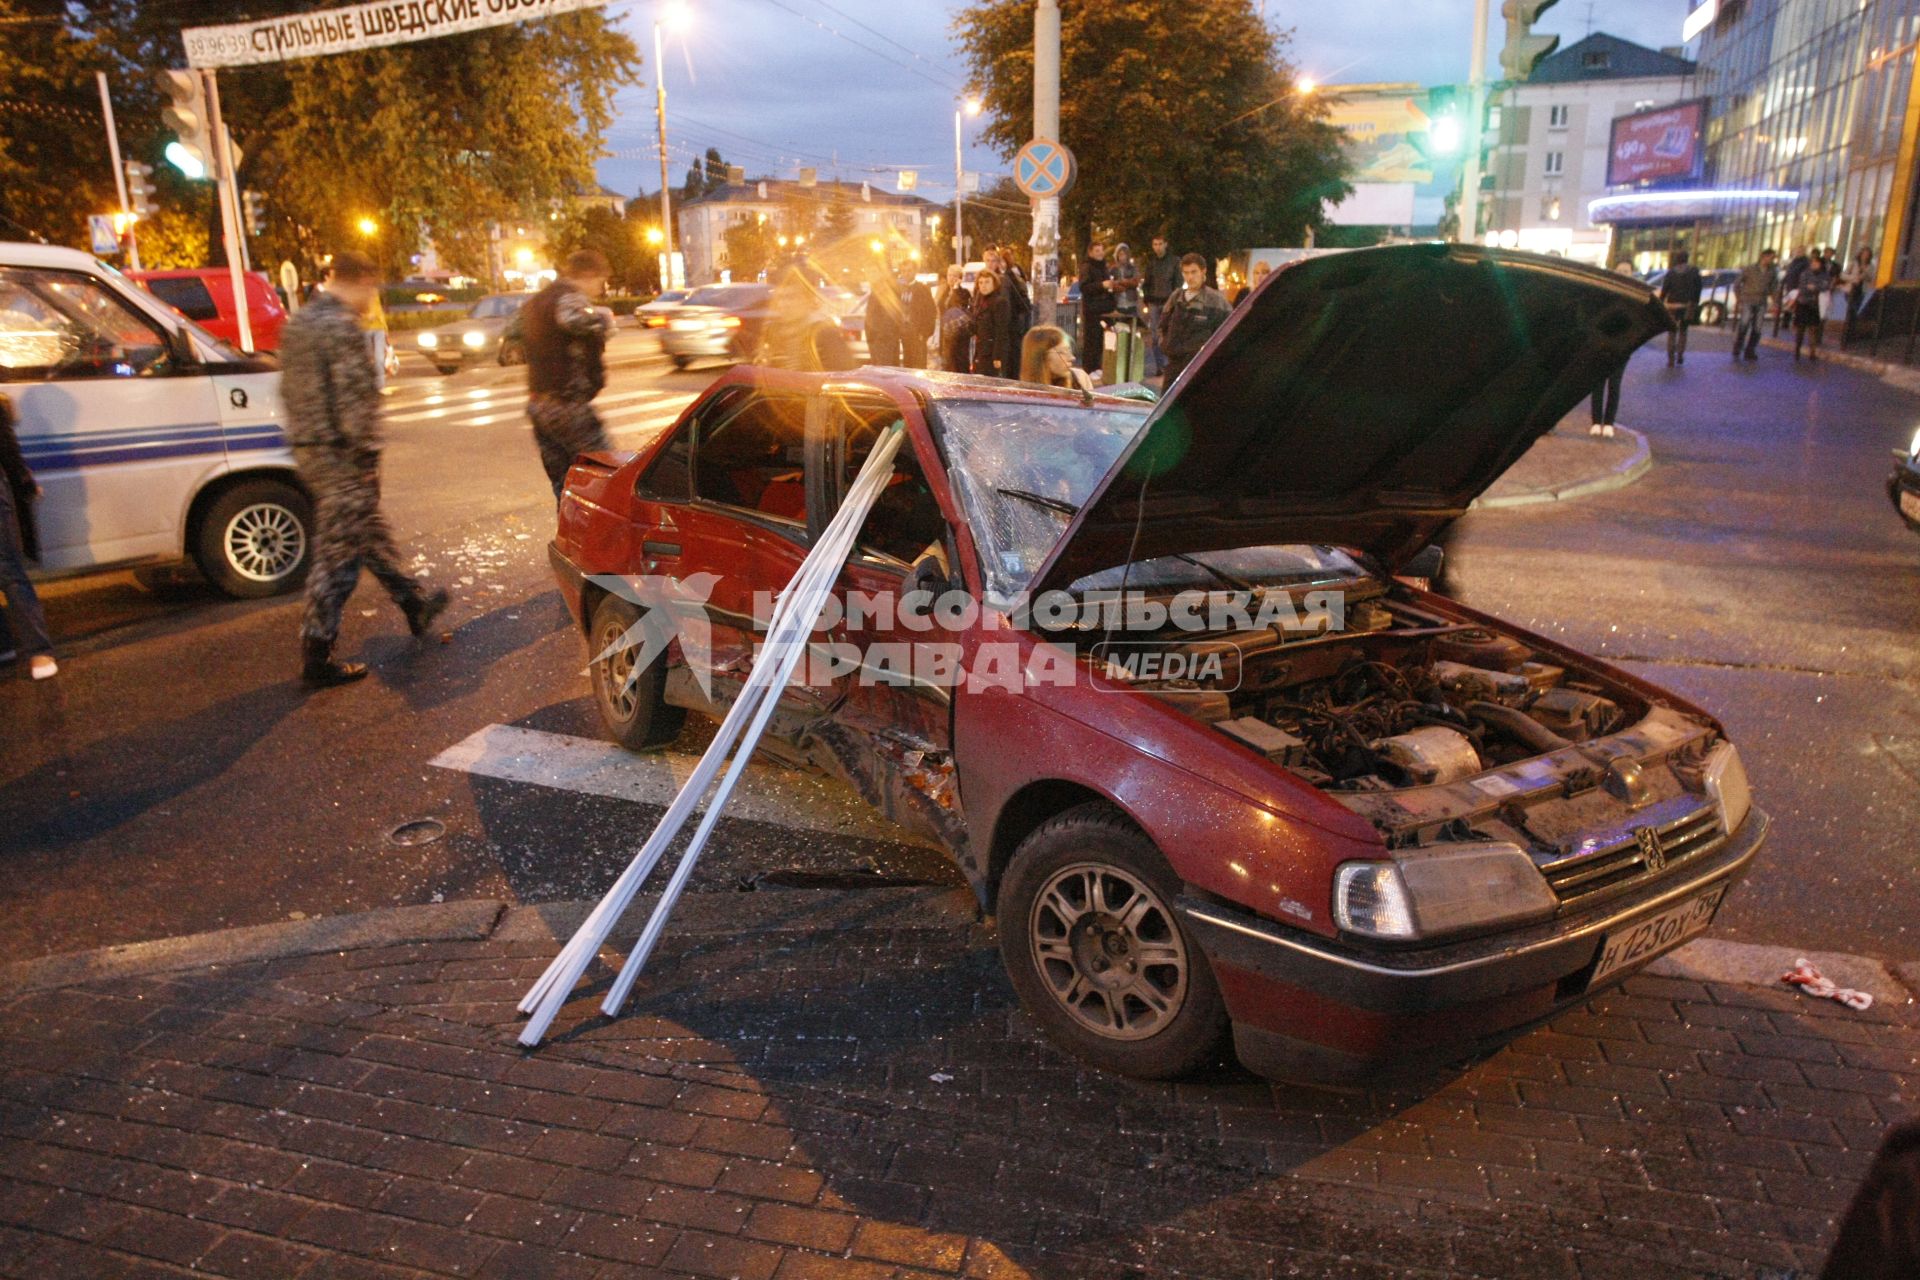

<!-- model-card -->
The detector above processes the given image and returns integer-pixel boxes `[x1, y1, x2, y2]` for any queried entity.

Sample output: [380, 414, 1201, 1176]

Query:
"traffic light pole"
[96, 72, 141, 271]
[1456, 0, 1490, 246]
[202, 70, 254, 354]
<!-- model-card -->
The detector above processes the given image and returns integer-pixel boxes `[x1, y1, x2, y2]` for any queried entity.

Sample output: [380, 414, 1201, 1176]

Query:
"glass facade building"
[1687, 0, 1920, 278]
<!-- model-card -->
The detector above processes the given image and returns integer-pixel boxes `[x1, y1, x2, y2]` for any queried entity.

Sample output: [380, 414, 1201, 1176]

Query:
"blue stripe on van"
[20, 423, 289, 470]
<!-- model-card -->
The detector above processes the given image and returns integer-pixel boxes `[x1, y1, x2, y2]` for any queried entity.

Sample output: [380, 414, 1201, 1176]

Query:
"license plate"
[1589, 885, 1725, 989]
[1901, 487, 1920, 521]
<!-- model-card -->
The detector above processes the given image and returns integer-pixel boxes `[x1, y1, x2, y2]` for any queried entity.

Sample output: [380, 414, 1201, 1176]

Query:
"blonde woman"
[1019, 324, 1094, 392]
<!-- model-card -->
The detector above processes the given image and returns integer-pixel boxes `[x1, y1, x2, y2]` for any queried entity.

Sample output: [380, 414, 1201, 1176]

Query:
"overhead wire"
[756, 0, 966, 94]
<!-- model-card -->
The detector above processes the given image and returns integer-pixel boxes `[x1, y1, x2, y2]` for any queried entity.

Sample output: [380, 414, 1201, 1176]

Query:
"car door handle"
[642, 540, 681, 557]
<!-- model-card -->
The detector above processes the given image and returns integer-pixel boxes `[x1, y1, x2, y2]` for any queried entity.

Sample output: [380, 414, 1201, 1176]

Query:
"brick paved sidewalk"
[1, 888, 1915, 1280]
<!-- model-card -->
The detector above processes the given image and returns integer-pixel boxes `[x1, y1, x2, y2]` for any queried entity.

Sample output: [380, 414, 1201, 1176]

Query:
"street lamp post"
[655, 2, 690, 288]
[954, 96, 980, 269]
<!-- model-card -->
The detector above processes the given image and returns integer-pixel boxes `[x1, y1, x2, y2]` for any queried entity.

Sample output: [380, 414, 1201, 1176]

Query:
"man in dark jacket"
[282, 251, 447, 687]
[1141, 235, 1180, 375]
[988, 247, 1032, 338]
[1659, 249, 1704, 366]
[1157, 253, 1230, 385]
[522, 250, 614, 500]
[1077, 241, 1115, 377]
[900, 266, 937, 369]
[864, 269, 903, 366]
[0, 395, 54, 679]
[1776, 246, 1811, 335]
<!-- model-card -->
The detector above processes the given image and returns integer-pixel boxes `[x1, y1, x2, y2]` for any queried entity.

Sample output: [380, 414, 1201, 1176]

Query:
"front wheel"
[193, 478, 312, 598]
[588, 593, 686, 751]
[669, 354, 692, 370]
[997, 803, 1228, 1079]
[1698, 300, 1726, 326]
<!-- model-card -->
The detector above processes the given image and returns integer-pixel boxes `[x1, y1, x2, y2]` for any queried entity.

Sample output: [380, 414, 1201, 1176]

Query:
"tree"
[19, 0, 639, 278]
[958, 177, 1030, 263]
[953, 0, 1349, 261]
[722, 216, 776, 282]
[553, 203, 652, 292]
[0, 0, 118, 246]
[821, 191, 856, 244]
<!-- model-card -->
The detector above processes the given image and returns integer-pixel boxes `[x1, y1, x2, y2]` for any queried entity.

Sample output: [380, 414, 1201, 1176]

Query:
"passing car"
[3, 243, 310, 597]
[659, 283, 773, 369]
[634, 289, 690, 331]
[1643, 267, 1738, 325]
[835, 293, 868, 356]
[128, 267, 288, 353]
[1891, 426, 1920, 534]
[415, 293, 528, 374]
[549, 245, 1766, 1083]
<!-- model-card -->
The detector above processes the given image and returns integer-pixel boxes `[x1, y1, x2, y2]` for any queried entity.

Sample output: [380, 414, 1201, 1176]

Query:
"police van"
[0, 243, 309, 597]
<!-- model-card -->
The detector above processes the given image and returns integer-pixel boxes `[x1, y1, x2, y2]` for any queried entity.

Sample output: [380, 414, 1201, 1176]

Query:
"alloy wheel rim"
[1029, 861, 1188, 1041]
[599, 620, 639, 720]
[224, 503, 305, 582]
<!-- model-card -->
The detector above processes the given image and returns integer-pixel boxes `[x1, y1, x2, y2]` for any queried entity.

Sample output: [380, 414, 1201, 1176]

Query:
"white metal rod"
[517, 426, 906, 1043]
[599, 426, 907, 1017]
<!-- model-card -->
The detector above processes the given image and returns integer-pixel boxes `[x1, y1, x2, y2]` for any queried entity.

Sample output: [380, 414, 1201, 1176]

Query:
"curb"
[0, 899, 507, 996]
[0, 889, 1911, 1007]
[1472, 425, 1652, 510]
[1756, 332, 1920, 393]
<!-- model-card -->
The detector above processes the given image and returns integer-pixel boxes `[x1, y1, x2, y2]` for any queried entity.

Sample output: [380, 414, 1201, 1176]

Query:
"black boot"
[405, 587, 450, 638]
[302, 637, 368, 688]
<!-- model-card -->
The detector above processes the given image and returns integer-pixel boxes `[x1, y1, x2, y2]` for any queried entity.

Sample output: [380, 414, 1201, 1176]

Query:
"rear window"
[141, 276, 219, 322]
[687, 285, 769, 309]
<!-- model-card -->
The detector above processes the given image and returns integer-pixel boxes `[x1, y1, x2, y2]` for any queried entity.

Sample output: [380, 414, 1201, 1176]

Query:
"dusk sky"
[594, 0, 1693, 203]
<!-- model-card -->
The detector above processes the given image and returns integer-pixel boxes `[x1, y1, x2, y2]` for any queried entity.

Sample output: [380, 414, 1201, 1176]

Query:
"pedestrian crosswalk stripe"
[384, 386, 685, 425]
[429, 724, 927, 846]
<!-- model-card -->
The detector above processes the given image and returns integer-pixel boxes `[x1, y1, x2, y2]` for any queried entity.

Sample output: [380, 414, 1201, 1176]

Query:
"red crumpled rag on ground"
[1781, 958, 1875, 1011]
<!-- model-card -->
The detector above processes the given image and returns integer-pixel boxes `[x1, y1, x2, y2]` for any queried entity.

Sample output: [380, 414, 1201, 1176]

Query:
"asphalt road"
[2, 325, 1916, 965]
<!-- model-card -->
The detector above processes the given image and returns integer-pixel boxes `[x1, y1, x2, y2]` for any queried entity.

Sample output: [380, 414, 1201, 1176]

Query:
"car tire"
[435, 363, 460, 377]
[193, 477, 312, 599]
[588, 593, 686, 752]
[1698, 301, 1725, 326]
[498, 340, 524, 367]
[997, 803, 1229, 1079]
[670, 355, 692, 370]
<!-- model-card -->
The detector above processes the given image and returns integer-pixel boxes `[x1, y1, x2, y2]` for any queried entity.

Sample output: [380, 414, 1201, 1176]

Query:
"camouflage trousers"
[296, 450, 426, 644]
[528, 396, 610, 501]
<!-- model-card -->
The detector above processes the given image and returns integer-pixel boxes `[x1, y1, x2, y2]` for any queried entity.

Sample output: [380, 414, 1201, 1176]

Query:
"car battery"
[1217, 717, 1307, 767]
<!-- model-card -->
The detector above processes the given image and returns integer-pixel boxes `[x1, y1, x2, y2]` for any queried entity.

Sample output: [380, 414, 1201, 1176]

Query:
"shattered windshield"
[930, 397, 1363, 609]
[930, 398, 1145, 607]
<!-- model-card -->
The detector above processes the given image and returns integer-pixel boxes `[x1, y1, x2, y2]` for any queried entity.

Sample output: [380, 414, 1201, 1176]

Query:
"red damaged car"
[548, 245, 1767, 1082]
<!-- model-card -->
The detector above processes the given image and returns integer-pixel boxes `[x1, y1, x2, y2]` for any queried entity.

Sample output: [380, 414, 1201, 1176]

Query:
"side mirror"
[1401, 544, 1445, 581]
[164, 325, 197, 370]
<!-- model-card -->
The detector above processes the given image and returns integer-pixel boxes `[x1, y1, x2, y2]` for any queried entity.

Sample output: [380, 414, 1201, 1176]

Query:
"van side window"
[141, 276, 220, 322]
[0, 268, 172, 381]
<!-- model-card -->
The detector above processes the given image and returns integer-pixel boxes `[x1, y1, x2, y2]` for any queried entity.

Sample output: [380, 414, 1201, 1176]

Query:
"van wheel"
[997, 803, 1228, 1079]
[194, 479, 312, 598]
[588, 593, 686, 751]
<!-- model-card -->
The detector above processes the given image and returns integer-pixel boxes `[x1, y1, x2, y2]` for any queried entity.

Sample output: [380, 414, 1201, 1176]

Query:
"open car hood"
[1027, 245, 1670, 594]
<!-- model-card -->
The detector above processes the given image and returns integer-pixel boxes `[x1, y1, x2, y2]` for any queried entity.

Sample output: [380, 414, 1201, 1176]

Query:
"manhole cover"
[387, 818, 447, 847]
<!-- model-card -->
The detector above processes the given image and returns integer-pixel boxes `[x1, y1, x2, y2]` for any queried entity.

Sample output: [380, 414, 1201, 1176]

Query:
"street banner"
[183, 0, 612, 69]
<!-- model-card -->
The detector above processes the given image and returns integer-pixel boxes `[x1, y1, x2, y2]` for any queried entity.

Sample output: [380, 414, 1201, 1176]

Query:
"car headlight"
[1703, 741, 1751, 835]
[417, 332, 438, 348]
[1908, 426, 1919, 463]
[1334, 843, 1556, 942]
[462, 330, 486, 349]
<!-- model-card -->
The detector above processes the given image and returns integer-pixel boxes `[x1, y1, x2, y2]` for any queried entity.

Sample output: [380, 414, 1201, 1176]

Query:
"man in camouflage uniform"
[280, 251, 448, 688]
[522, 249, 614, 500]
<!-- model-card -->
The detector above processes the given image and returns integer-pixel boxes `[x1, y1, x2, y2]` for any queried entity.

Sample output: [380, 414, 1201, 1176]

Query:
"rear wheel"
[1698, 300, 1726, 326]
[498, 339, 524, 366]
[193, 478, 311, 598]
[588, 593, 686, 751]
[997, 803, 1228, 1079]
[670, 354, 692, 370]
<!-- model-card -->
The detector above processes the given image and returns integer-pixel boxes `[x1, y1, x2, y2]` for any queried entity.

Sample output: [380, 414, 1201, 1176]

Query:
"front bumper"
[1890, 459, 1920, 533]
[661, 327, 738, 357]
[1180, 807, 1769, 1082]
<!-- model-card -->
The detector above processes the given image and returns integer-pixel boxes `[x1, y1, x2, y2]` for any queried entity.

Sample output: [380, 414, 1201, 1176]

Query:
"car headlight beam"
[418, 331, 438, 348]
[1335, 842, 1557, 942]
[462, 330, 486, 349]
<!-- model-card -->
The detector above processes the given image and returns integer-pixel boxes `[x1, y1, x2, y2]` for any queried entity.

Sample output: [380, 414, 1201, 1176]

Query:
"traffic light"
[124, 161, 156, 216]
[242, 189, 266, 236]
[1499, 0, 1561, 81]
[157, 69, 212, 179]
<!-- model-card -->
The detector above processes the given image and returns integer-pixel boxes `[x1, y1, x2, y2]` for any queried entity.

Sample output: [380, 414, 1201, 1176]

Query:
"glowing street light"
[644, 226, 665, 246]
[1298, 77, 1317, 95]
[869, 238, 884, 254]
[356, 216, 378, 237]
[955, 97, 983, 266]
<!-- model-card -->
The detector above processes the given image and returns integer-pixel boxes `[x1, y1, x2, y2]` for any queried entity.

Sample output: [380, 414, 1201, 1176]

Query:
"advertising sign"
[1606, 100, 1706, 187]
[184, 0, 613, 69]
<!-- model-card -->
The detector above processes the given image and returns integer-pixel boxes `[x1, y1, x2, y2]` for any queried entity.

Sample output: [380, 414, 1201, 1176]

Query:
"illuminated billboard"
[1606, 99, 1707, 187]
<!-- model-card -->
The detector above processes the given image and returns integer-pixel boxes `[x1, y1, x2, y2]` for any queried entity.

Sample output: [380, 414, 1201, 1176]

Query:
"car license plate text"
[1589, 886, 1725, 989]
